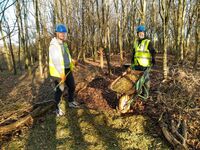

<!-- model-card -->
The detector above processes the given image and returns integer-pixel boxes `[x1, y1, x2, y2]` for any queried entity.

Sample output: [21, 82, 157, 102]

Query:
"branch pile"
[155, 67, 200, 150]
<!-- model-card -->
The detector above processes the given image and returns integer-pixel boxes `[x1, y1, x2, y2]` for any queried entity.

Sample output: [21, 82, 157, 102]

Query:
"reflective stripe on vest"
[49, 43, 74, 78]
[133, 39, 151, 67]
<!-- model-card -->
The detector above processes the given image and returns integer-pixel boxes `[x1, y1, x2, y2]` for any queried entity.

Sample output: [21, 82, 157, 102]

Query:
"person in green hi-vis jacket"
[131, 25, 157, 99]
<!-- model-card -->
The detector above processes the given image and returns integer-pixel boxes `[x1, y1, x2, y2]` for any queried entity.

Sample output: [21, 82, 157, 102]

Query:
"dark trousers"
[54, 69, 75, 109]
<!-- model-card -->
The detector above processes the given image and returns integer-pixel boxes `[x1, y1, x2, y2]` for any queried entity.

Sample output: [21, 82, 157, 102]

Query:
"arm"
[131, 48, 135, 64]
[131, 40, 136, 64]
[148, 41, 156, 65]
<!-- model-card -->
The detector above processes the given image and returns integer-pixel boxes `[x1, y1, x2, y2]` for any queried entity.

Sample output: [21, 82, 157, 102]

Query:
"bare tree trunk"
[140, 0, 147, 24]
[177, 0, 185, 61]
[99, 47, 104, 69]
[54, 0, 61, 23]
[8, 36, 17, 75]
[16, 0, 26, 70]
[23, 0, 31, 72]
[0, 23, 12, 71]
[185, 2, 195, 57]
[159, 0, 171, 80]
[78, 0, 86, 61]
[16, 0, 22, 70]
[82, 0, 86, 61]
[104, 26, 112, 75]
[128, 1, 136, 50]
[17, 22, 21, 70]
[34, 0, 43, 77]
[5, 21, 17, 75]
[52, 0, 57, 30]
[114, 0, 123, 63]
[59, 0, 64, 22]
[39, 8, 49, 74]
[181, 2, 186, 60]
[194, 4, 199, 69]
[163, 17, 168, 80]
[91, 1, 97, 62]
[152, 0, 158, 49]
[118, 20, 123, 63]
[101, 0, 111, 74]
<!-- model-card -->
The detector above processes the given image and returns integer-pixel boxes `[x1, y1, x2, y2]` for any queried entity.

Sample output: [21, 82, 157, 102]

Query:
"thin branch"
[0, 15, 18, 40]
[0, 0, 17, 15]
[0, 0, 8, 6]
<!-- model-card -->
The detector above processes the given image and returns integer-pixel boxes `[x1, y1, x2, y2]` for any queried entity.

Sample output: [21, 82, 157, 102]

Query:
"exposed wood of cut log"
[0, 101, 55, 136]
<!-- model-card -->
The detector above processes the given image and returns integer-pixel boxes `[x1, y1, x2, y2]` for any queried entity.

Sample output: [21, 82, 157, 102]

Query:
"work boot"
[68, 101, 80, 108]
[55, 107, 65, 117]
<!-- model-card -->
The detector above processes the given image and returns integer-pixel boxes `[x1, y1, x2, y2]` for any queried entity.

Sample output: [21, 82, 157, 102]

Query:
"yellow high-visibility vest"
[133, 39, 152, 67]
[49, 43, 74, 78]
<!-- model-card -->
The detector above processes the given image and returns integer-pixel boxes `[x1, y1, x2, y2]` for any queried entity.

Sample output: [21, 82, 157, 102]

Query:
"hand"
[131, 64, 135, 70]
[127, 67, 131, 73]
[60, 73, 66, 83]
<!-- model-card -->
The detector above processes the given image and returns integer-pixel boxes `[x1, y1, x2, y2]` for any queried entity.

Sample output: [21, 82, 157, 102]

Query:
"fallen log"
[0, 106, 33, 126]
[32, 100, 55, 108]
[0, 101, 55, 136]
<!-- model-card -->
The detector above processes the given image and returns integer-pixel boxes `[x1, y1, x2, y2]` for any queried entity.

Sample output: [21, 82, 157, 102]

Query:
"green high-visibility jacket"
[133, 39, 152, 67]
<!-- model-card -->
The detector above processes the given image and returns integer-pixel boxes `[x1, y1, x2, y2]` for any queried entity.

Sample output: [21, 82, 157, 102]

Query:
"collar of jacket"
[138, 37, 148, 44]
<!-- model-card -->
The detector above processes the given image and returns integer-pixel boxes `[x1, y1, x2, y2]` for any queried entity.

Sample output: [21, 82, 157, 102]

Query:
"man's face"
[56, 32, 66, 41]
[138, 32, 145, 39]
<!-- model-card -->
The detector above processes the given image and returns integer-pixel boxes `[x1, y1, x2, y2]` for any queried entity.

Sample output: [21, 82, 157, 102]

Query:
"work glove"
[131, 64, 135, 70]
[60, 73, 66, 83]
[127, 67, 131, 73]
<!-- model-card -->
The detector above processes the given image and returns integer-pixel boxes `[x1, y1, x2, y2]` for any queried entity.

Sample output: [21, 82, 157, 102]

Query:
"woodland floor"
[0, 54, 199, 150]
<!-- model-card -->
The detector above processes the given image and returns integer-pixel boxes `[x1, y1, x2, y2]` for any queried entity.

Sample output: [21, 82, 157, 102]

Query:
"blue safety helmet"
[137, 25, 146, 32]
[55, 24, 67, 33]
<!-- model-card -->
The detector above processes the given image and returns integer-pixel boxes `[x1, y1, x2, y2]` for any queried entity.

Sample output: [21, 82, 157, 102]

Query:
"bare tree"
[0, 22, 12, 71]
[3, 17, 17, 74]
[114, 0, 123, 62]
[176, 0, 186, 61]
[159, 0, 171, 80]
[193, 0, 199, 69]
[34, 0, 43, 77]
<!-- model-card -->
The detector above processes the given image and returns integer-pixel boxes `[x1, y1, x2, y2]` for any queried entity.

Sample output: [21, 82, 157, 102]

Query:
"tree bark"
[194, 3, 199, 69]
[34, 0, 43, 77]
[0, 23, 12, 71]
[6, 23, 17, 75]
[23, 0, 31, 72]
[114, 0, 123, 63]
[16, 0, 22, 70]
[99, 47, 104, 69]
[177, 0, 186, 61]
[159, 0, 171, 80]
[0, 101, 55, 136]
[140, 0, 146, 24]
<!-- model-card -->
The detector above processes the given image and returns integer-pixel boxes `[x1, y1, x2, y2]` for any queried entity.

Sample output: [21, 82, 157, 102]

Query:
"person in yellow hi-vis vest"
[131, 25, 156, 98]
[49, 24, 80, 116]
